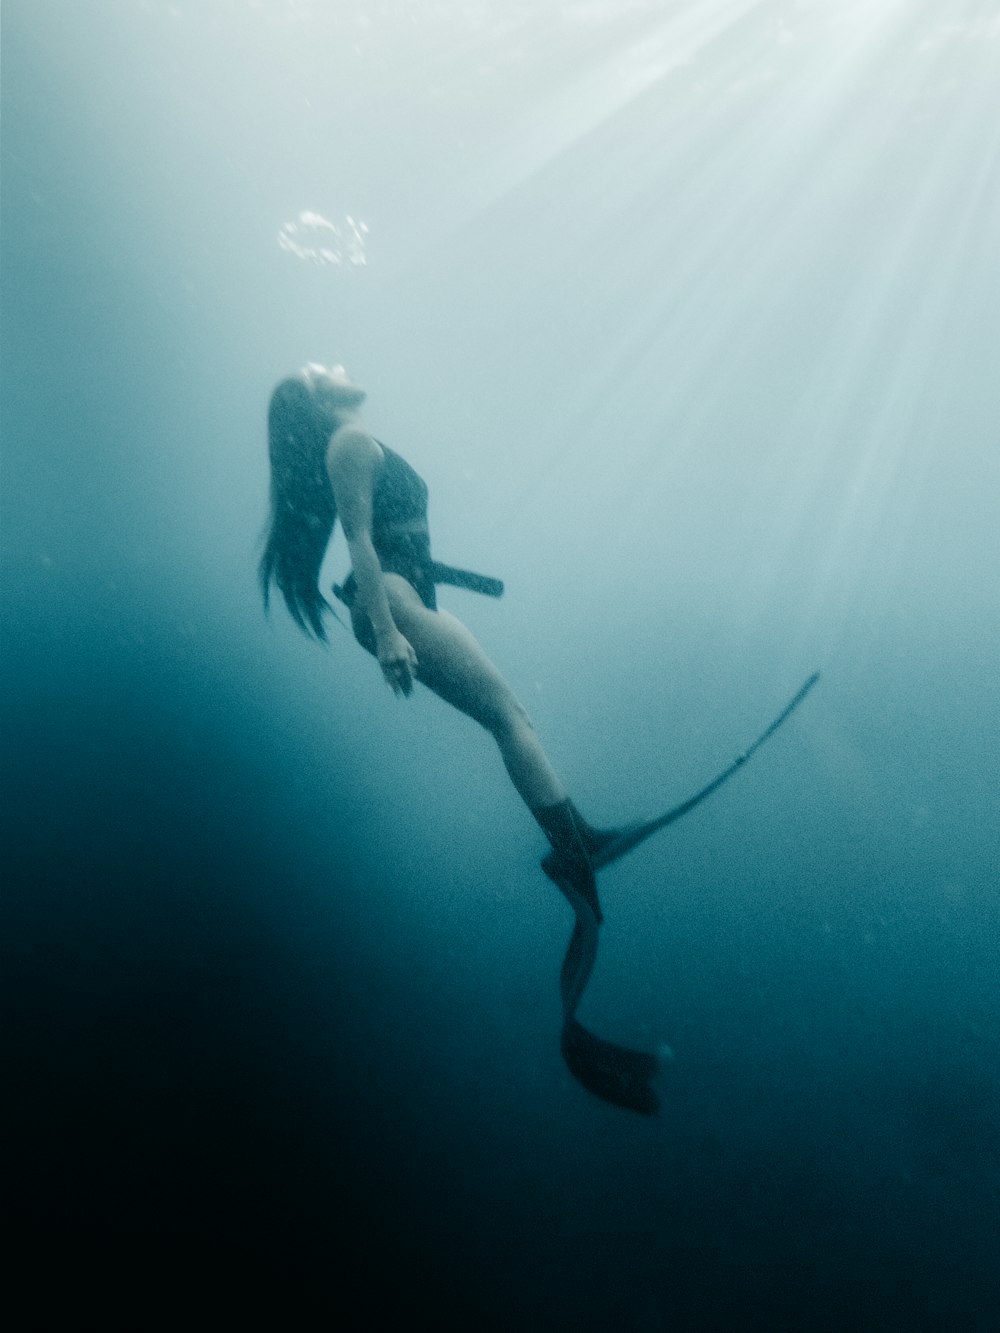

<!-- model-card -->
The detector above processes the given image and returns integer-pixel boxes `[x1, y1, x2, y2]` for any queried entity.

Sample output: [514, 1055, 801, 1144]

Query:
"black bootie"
[560, 801, 620, 860]
[533, 798, 603, 924]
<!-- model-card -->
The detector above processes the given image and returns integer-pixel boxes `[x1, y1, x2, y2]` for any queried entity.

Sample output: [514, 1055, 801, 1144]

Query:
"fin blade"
[561, 1020, 660, 1116]
[580, 673, 823, 872]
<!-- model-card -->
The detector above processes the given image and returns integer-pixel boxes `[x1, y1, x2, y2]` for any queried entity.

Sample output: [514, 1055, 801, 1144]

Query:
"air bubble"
[277, 211, 369, 266]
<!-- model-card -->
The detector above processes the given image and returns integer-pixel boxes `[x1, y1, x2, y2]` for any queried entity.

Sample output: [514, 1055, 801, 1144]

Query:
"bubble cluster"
[277, 211, 369, 266]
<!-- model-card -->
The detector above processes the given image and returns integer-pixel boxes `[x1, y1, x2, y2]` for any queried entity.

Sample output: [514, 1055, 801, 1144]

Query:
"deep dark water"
[4, 630, 999, 1329]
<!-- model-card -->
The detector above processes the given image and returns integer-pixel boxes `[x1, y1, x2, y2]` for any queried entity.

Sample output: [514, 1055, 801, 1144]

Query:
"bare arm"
[327, 428, 418, 695]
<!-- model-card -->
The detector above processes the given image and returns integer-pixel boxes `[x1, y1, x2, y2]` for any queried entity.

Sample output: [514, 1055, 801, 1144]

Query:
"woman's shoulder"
[326, 422, 384, 476]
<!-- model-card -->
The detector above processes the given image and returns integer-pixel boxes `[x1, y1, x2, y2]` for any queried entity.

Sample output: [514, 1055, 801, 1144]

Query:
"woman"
[260, 363, 660, 1114]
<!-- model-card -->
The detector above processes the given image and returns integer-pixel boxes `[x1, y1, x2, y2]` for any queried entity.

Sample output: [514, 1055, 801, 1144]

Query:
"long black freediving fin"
[544, 672, 820, 882]
[549, 871, 662, 1115]
[544, 673, 820, 1116]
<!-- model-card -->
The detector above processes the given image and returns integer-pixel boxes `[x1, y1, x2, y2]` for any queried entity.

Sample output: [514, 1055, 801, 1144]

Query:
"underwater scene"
[3, 1, 998, 1326]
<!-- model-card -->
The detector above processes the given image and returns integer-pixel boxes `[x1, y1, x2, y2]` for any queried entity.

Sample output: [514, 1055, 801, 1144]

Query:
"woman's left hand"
[376, 628, 419, 697]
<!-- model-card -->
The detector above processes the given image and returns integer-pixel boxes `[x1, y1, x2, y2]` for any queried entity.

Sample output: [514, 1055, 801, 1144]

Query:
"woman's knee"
[487, 694, 535, 743]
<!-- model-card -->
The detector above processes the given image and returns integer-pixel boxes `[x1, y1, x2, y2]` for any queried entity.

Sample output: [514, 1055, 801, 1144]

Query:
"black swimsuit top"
[368, 444, 434, 602]
[371, 443, 429, 537]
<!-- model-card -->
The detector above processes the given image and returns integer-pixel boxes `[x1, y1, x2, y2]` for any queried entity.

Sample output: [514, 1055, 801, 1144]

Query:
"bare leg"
[382, 575, 603, 921]
[383, 575, 567, 810]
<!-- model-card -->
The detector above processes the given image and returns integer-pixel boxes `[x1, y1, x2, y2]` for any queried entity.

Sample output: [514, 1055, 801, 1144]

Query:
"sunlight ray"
[466, 0, 764, 218]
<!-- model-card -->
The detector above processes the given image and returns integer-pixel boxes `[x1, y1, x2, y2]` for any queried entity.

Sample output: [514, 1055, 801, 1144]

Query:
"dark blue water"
[4, 2, 998, 1326]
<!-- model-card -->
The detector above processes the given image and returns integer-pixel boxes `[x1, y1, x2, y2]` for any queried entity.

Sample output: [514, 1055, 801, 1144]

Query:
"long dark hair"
[259, 376, 336, 640]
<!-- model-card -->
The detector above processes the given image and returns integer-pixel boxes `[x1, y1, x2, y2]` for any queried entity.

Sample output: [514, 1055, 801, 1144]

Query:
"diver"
[259, 362, 660, 1113]
[259, 363, 819, 1115]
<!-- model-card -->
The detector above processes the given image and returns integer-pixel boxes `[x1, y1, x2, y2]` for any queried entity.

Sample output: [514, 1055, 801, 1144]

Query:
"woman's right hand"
[376, 628, 419, 697]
